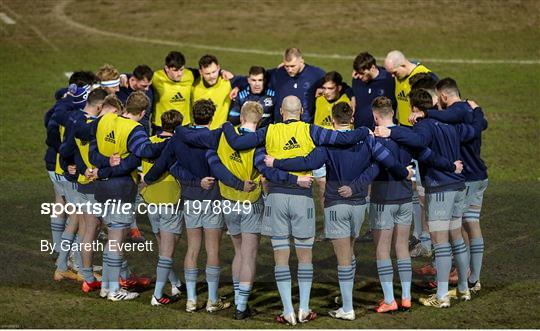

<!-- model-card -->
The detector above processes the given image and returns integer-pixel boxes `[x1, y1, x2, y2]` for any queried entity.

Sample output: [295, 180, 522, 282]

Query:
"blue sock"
[338, 265, 354, 313]
[206, 265, 221, 303]
[50, 216, 66, 253]
[73, 235, 82, 270]
[120, 259, 130, 279]
[154, 256, 172, 299]
[237, 283, 252, 312]
[351, 255, 357, 280]
[82, 267, 94, 283]
[412, 191, 422, 239]
[233, 278, 240, 306]
[169, 270, 181, 288]
[469, 237, 484, 283]
[298, 263, 313, 312]
[184, 268, 198, 302]
[420, 231, 432, 250]
[107, 253, 123, 293]
[377, 259, 394, 304]
[397, 258, 412, 300]
[275, 265, 294, 315]
[434, 243, 452, 299]
[452, 239, 470, 292]
[56, 232, 75, 271]
[101, 246, 110, 290]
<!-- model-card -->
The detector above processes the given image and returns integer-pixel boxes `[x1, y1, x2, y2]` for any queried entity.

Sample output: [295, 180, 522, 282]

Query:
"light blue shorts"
[369, 202, 413, 230]
[183, 200, 224, 229]
[148, 205, 183, 235]
[426, 190, 466, 232]
[224, 199, 263, 235]
[462, 179, 488, 223]
[324, 203, 367, 239]
[261, 193, 315, 238]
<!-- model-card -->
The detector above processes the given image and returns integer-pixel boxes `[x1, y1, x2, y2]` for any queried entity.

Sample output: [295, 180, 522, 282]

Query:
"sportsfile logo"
[105, 130, 116, 143]
[229, 150, 242, 163]
[397, 90, 408, 101]
[170, 91, 184, 103]
[283, 137, 300, 150]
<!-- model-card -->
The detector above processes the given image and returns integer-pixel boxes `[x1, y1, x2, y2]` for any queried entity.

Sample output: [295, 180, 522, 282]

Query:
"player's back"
[371, 136, 413, 204]
[173, 126, 220, 200]
[324, 140, 373, 206]
[416, 118, 464, 192]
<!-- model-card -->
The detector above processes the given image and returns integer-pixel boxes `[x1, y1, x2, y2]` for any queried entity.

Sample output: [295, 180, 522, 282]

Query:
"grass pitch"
[0, 0, 539, 328]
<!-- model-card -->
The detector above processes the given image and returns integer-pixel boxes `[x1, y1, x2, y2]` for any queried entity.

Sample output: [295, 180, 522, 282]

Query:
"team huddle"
[44, 47, 488, 324]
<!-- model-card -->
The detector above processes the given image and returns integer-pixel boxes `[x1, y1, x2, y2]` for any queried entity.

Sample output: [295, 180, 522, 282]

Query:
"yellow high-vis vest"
[152, 69, 195, 127]
[192, 77, 232, 130]
[395, 64, 432, 126]
[140, 135, 181, 204]
[265, 121, 315, 177]
[216, 128, 261, 202]
[314, 93, 350, 130]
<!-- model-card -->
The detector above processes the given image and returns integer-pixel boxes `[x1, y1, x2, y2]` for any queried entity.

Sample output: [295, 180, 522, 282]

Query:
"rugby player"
[417, 78, 489, 295]
[145, 99, 231, 313]
[228, 66, 275, 128]
[349, 52, 396, 130]
[384, 50, 437, 127]
[90, 91, 165, 301]
[140, 110, 185, 306]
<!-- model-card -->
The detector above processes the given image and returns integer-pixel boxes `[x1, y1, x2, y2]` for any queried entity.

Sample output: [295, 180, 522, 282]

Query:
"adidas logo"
[283, 137, 300, 150]
[322, 115, 332, 126]
[397, 90, 408, 101]
[170, 91, 185, 103]
[105, 130, 116, 143]
[229, 150, 242, 163]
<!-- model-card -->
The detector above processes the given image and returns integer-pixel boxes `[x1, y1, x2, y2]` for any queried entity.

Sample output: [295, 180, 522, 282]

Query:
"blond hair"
[96, 64, 120, 81]
[241, 101, 263, 123]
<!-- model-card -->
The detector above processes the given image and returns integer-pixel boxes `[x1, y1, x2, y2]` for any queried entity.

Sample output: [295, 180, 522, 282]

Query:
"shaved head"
[384, 50, 406, 70]
[281, 95, 302, 118]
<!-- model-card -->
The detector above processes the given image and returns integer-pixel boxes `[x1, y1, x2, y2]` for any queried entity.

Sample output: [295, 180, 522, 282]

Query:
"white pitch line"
[0, 12, 16, 24]
[53, 0, 539, 65]
[1, 3, 59, 52]
[64, 71, 73, 78]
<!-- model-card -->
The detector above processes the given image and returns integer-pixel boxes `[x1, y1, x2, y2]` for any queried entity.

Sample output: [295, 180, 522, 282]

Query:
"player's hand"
[229, 87, 239, 101]
[243, 180, 257, 192]
[84, 168, 95, 180]
[408, 111, 424, 125]
[406, 165, 414, 180]
[467, 99, 479, 109]
[454, 160, 463, 174]
[277, 62, 285, 68]
[296, 175, 313, 188]
[315, 88, 324, 97]
[221, 69, 234, 81]
[374, 126, 391, 138]
[109, 153, 121, 167]
[200, 177, 215, 190]
[119, 74, 128, 88]
[67, 164, 77, 175]
[264, 155, 275, 167]
[352, 70, 360, 79]
[338, 185, 353, 198]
